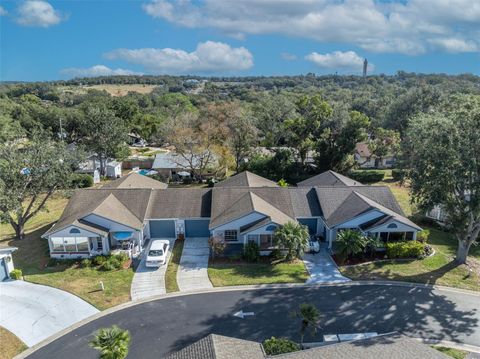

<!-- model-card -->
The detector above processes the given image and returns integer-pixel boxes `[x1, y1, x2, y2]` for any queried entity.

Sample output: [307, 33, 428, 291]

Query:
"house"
[165, 332, 449, 359]
[152, 152, 199, 179]
[78, 154, 123, 181]
[42, 170, 420, 259]
[0, 247, 18, 281]
[355, 142, 395, 169]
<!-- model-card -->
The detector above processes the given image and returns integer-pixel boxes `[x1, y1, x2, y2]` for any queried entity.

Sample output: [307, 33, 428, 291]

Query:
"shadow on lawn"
[1, 223, 68, 276]
[169, 285, 478, 356]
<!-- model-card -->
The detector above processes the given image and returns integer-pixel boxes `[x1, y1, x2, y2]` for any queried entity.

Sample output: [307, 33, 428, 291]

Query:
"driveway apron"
[177, 238, 213, 292]
[303, 248, 351, 284]
[0, 280, 98, 347]
[130, 238, 175, 301]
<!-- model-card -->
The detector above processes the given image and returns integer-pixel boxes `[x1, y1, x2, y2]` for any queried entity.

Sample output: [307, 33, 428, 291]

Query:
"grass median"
[165, 238, 185, 293]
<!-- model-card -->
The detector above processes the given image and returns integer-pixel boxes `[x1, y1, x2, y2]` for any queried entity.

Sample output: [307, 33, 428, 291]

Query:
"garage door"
[0, 258, 8, 281]
[298, 218, 317, 235]
[185, 219, 211, 238]
[149, 220, 176, 238]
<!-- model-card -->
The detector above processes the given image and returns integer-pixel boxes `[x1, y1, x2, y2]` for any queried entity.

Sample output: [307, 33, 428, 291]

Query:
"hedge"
[70, 173, 94, 188]
[349, 170, 385, 183]
[392, 169, 406, 181]
[386, 241, 425, 259]
[263, 337, 300, 356]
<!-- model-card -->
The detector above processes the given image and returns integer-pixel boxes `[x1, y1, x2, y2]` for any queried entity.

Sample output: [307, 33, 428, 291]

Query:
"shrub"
[81, 259, 92, 268]
[9, 269, 23, 280]
[391, 169, 406, 181]
[70, 173, 94, 188]
[416, 230, 430, 243]
[244, 241, 260, 262]
[182, 177, 193, 184]
[47, 258, 59, 267]
[100, 260, 117, 271]
[93, 255, 107, 266]
[263, 337, 300, 356]
[116, 252, 129, 264]
[209, 236, 227, 259]
[270, 248, 284, 260]
[386, 241, 425, 259]
[349, 170, 385, 183]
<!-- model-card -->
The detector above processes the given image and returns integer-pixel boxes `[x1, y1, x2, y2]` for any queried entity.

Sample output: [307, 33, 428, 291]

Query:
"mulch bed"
[332, 252, 387, 266]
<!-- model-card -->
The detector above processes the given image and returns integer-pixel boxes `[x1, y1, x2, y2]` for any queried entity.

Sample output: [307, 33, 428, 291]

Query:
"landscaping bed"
[208, 257, 309, 286]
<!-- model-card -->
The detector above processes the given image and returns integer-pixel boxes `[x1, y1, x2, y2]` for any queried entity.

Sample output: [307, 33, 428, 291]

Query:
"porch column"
[413, 231, 417, 240]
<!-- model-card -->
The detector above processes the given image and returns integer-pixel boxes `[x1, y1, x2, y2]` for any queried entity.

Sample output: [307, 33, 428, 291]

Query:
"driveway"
[177, 238, 213, 292]
[303, 249, 351, 284]
[131, 238, 175, 301]
[25, 285, 480, 358]
[0, 280, 98, 347]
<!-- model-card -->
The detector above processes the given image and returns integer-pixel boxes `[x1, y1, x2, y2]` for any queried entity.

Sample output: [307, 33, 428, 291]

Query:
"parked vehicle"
[145, 240, 170, 267]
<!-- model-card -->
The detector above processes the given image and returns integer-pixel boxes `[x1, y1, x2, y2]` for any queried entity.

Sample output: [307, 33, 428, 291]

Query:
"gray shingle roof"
[147, 188, 212, 219]
[297, 170, 361, 187]
[165, 334, 264, 359]
[215, 171, 279, 188]
[315, 186, 408, 227]
[101, 172, 168, 189]
[166, 333, 449, 359]
[209, 187, 321, 229]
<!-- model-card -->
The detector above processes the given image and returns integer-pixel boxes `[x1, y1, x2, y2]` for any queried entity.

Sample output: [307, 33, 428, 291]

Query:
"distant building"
[355, 143, 395, 169]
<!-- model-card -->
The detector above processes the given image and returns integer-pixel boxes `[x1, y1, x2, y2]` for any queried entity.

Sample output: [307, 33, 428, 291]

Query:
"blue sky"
[1, 0, 480, 81]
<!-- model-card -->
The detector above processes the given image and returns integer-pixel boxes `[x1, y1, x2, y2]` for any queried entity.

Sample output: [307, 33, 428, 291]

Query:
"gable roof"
[215, 171, 279, 188]
[165, 334, 264, 359]
[43, 189, 152, 237]
[102, 172, 168, 189]
[166, 333, 448, 359]
[297, 170, 361, 187]
[315, 186, 411, 228]
[91, 193, 143, 229]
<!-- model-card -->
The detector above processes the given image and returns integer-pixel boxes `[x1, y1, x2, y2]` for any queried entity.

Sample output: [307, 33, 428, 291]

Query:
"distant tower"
[363, 58, 368, 78]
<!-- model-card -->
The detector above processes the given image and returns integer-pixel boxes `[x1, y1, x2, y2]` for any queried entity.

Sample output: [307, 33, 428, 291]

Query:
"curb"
[417, 338, 480, 354]
[15, 280, 480, 359]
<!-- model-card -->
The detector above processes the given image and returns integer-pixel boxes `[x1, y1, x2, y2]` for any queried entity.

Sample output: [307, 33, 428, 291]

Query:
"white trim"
[366, 218, 421, 233]
[209, 211, 266, 231]
[45, 224, 104, 239]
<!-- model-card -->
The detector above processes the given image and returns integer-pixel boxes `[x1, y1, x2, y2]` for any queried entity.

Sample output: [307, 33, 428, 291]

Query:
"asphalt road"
[27, 285, 480, 359]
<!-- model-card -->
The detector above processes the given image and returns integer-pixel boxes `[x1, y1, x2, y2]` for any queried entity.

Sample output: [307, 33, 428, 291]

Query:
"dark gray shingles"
[297, 170, 361, 187]
[215, 171, 279, 188]
[147, 188, 212, 219]
[101, 172, 168, 189]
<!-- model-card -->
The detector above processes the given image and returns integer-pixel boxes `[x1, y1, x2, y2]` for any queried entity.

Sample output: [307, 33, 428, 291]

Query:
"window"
[387, 223, 398, 229]
[69, 228, 81, 234]
[247, 234, 258, 243]
[50, 236, 95, 252]
[51, 237, 65, 252]
[265, 225, 277, 231]
[260, 234, 273, 250]
[224, 230, 237, 241]
[64, 237, 77, 252]
[97, 238, 103, 250]
[76, 237, 89, 252]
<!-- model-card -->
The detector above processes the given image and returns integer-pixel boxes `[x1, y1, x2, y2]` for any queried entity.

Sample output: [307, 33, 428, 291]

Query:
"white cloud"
[141, 0, 480, 55]
[281, 52, 297, 61]
[305, 51, 374, 72]
[428, 38, 479, 53]
[0, 6, 7, 16]
[16, 0, 64, 27]
[104, 41, 254, 74]
[60, 65, 143, 78]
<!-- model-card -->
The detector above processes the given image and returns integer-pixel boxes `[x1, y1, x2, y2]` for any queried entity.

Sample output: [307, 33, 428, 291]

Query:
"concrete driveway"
[0, 280, 98, 347]
[303, 249, 351, 284]
[131, 238, 175, 301]
[177, 238, 213, 292]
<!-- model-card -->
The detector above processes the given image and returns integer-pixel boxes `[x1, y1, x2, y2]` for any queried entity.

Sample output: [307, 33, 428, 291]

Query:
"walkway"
[303, 248, 351, 284]
[177, 237, 213, 292]
[130, 238, 175, 301]
[0, 280, 98, 347]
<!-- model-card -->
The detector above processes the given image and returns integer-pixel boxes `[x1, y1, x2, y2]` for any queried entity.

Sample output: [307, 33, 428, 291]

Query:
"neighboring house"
[78, 154, 123, 181]
[355, 142, 395, 169]
[43, 170, 420, 259]
[152, 152, 201, 179]
[0, 247, 18, 281]
[426, 205, 448, 223]
[165, 332, 449, 359]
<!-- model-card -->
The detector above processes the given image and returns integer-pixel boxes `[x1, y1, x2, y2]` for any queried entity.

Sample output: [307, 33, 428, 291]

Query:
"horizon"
[1, 0, 480, 81]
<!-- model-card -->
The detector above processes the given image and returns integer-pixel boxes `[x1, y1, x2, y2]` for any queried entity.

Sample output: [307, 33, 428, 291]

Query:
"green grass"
[0, 326, 27, 359]
[165, 239, 185, 293]
[0, 195, 134, 310]
[433, 346, 468, 359]
[208, 259, 309, 286]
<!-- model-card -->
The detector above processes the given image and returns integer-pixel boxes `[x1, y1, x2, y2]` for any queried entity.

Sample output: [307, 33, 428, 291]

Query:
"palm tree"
[292, 303, 320, 348]
[274, 221, 310, 261]
[90, 325, 131, 359]
[336, 229, 367, 262]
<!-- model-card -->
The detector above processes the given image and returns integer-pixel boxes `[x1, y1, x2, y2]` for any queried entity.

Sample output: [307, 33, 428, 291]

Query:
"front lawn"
[0, 327, 27, 359]
[433, 346, 468, 359]
[208, 259, 309, 286]
[0, 195, 134, 310]
[340, 227, 480, 292]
